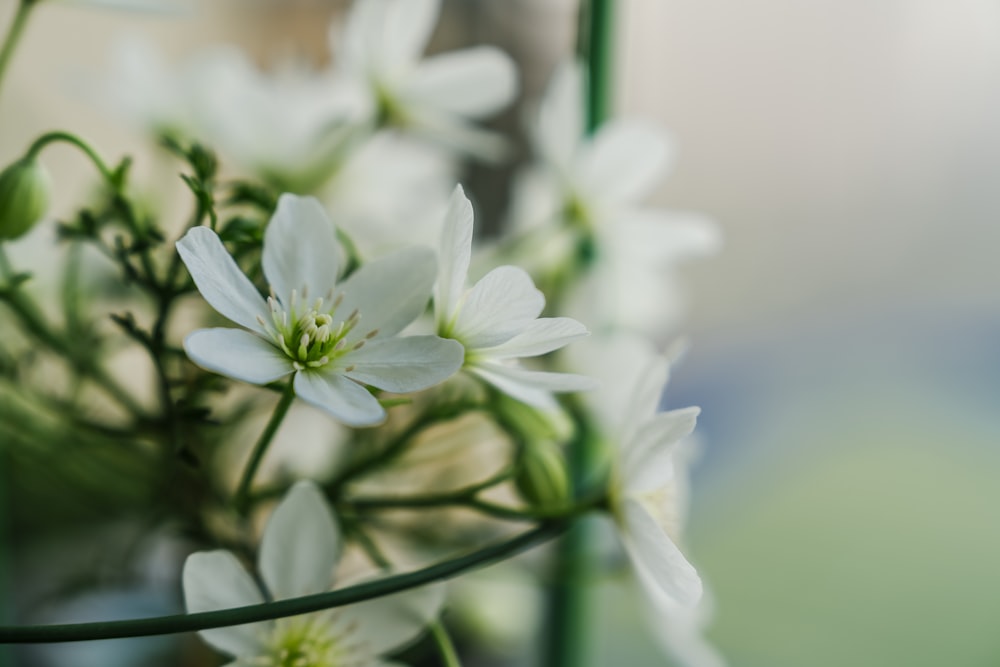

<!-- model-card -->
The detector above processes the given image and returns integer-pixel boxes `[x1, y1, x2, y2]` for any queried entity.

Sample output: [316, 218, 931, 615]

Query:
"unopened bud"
[0, 157, 50, 240]
[515, 439, 570, 508]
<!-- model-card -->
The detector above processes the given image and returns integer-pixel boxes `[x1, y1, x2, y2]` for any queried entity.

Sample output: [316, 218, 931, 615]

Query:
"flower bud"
[0, 156, 51, 240]
[515, 439, 570, 508]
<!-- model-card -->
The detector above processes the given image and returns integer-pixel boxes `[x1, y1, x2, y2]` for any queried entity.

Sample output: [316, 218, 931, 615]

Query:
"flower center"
[260, 289, 374, 371]
[253, 615, 374, 667]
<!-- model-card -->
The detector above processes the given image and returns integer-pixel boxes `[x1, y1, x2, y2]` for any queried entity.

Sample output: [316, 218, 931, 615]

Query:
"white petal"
[408, 108, 512, 161]
[407, 47, 518, 117]
[259, 481, 340, 601]
[471, 363, 596, 408]
[334, 0, 381, 73]
[182, 550, 268, 657]
[618, 355, 672, 446]
[263, 194, 339, 305]
[620, 498, 703, 609]
[294, 370, 386, 426]
[480, 317, 589, 359]
[454, 266, 545, 349]
[578, 120, 672, 205]
[176, 227, 269, 334]
[622, 408, 700, 493]
[614, 210, 723, 264]
[381, 0, 440, 70]
[435, 185, 474, 330]
[337, 246, 436, 341]
[535, 60, 584, 171]
[184, 328, 293, 384]
[343, 336, 463, 392]
[340, 582, 445, 655]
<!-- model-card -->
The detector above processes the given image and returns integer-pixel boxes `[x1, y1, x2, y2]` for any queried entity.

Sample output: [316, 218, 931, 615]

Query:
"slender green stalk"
[0, 247, 146, 416]
[0, 522, 565, 644]
[0, 0, 37, 102]
[546, 2, 615, 667]
[430, 620, 463, 667]
[26, 131, 118, 187]
[234, 382, 296, 514]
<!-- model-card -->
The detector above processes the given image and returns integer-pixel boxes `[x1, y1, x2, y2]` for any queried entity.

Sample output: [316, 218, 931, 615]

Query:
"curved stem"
[430, 620, 463, 667]
[25, 131, 118, 187]
[0, 522, 566, 644]
[0, 0, 37, 103]
[234, 381, 296, 515]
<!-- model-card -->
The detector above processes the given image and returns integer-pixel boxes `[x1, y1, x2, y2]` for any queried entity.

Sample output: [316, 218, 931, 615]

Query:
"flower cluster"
[0, 0, 725, 665]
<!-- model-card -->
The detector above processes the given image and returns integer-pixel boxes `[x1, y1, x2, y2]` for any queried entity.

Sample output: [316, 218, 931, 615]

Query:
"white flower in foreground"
[177, 194, 463, 426]
[434, 186, 594, 408]
[331, 0, 518, 159]
[574, 334, 724, 667]
[511, 61, 721, 335]
[184, 481, 444, 667]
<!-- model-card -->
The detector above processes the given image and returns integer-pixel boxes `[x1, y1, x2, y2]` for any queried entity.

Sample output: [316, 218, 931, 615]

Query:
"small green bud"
[515, 439, 570, 508]
[0, 156, 51, 240]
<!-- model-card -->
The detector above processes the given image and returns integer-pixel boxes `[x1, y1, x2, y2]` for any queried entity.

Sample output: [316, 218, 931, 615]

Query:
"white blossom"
[183, 481, 444, 667]
[331, 0, 518, 159]
[511, 61, 721, 335]
[434, 185, 594, 408]
[572, 334, 724, 667]
[177, 193, 463, 427]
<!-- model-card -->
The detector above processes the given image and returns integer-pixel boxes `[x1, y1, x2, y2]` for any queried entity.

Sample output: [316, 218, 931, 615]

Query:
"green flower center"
[255, 617, 359, 667]
[262, 289, 375, 371]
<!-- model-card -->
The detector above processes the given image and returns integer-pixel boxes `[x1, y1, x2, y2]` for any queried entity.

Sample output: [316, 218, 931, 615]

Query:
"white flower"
[574, 334, 724, 667]
[176, 193, 463, 427]
[331, 0, 518, 159]
[512, 61, 721, 335]
[183, 481, 445, 667]
[434, 185, 594, 408]
[188, 48, 369, 192]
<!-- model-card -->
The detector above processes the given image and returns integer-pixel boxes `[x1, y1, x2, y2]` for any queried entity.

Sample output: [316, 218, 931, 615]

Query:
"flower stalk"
[546, 1, 616, 666]
[0, 0, 37, 105]
[234, 380, 296, 515]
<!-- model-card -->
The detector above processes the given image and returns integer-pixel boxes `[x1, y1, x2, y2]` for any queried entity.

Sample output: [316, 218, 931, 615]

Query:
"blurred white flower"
[97, 39, 368, 191]
[177, 193, 463, 426]
[573, 334, 724, 667]
[188, 47, 369, 192]
[434, 185, 594, 408]
[511, 61, 721, 336]
[331, 0, 518, 159]
[183, 481, 445, 667]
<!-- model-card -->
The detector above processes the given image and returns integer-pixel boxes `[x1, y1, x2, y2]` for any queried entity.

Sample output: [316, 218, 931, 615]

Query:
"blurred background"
[3, 0, 1000, 666]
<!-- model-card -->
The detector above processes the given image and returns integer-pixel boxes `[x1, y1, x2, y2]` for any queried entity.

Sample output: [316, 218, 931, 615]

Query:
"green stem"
[0, 0, 37, 102]
[0, 247, 146, 417]
[546, 3, 615, 667]
[430, 620, 463, 667]
[0, 522, 565, 644]
[234, 381, 296, 515]
[25, 131, 118, 188]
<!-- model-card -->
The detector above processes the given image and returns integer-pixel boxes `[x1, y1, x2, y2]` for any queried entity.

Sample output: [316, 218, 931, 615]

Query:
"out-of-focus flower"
[511, 61, 721, 336]
[572, 334, 725, 667]
[189, 47, 369, 192]
[331, 0, 518, 159]
[98, 39, 367, 192]
[434, 185, 593, 408]
[177, 193, 463, 426]
[183, 481, 445, 667]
